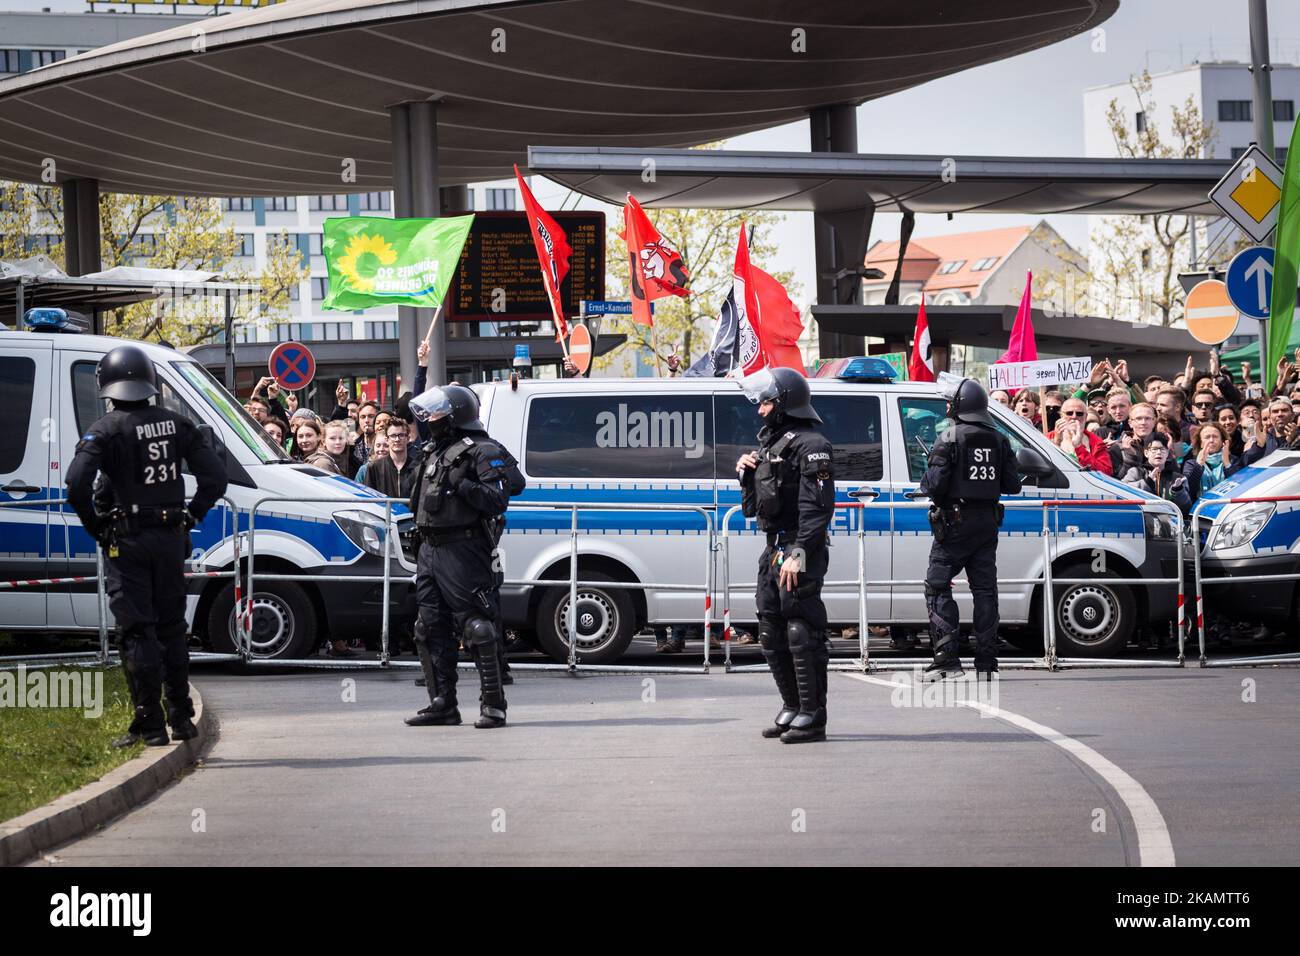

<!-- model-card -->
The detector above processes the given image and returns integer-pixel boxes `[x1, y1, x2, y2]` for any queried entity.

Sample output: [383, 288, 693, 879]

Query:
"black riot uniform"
[65, 345, 227, 746]
[738, 368, 836, 744]
[406, 385, 525, 729]
[918, 378, 1021, 680]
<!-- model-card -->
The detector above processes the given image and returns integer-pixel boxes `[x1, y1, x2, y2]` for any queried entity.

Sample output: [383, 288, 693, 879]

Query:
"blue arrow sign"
[1226, 246, 1275, 320]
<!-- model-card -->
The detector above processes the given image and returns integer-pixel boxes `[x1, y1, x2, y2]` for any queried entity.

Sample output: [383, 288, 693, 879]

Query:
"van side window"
[713, 394, 883, 481]
[526, 395, 713, 479]
[73, 360, 203, 435]
[0, 356, 36, 473]
[899, 397, 1025, 482]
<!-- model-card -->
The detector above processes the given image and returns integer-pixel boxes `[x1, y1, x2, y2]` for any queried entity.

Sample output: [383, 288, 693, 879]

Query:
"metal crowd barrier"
[717, 494, 1185, 673]
[0, 494, 243, 668]
[239, 496, 718, 675]
[1191, 494, 1300, 669]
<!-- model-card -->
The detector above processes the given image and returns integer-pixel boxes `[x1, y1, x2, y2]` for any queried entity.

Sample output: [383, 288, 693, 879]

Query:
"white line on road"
[840, 672, 1176, 867]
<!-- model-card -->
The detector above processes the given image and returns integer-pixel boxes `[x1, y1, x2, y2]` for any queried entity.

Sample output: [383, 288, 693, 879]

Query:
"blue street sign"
[579, 300, 655, 316]
[1226, 246, 1275, 320]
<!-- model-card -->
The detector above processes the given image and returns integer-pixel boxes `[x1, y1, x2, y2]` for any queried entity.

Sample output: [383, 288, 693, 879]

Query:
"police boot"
[165, 697, 199, 742]
[923, 629, 965, 682]
[782, 621, 827, 744]
[468, 618, 507, 728]
[407, 635, 461, 725]
[500, 642, 514, 686]
[757, 621, 799, 738]
[114, 628, 170, 746]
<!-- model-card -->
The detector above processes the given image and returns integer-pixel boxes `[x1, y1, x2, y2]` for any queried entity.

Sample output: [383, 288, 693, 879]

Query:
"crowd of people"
[988, 349, 1300, 517]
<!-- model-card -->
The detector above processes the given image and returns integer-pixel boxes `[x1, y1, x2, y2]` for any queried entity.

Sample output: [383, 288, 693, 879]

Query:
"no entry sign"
[268, 341, 316, 390]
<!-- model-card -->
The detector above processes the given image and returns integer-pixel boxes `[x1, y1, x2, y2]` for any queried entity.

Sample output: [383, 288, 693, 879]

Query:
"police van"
[0, 320, 414, 658]
[477, 361, 1181, 662]
[1195, 449, 1300, 635]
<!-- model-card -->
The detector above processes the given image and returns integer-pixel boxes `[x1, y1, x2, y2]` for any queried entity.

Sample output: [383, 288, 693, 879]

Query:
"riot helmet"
[946, 376, 993, 426]
[96, 345, 158, 402]
[742, 366, 821, 425]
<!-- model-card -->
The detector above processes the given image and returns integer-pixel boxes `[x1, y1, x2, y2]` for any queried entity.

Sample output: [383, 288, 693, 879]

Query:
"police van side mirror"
[1016, 446, 1052, 477]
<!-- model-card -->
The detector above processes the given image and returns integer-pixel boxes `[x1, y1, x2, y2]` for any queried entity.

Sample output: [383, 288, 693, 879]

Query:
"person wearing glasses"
[1047, 397, 1113, 475]
[364, 420, 422, 499]
[1190, 390, 1218, 426]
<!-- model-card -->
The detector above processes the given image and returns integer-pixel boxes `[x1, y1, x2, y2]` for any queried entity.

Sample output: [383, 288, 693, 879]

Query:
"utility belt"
[927, 499, 1004, 541]
[108, 504, 189, 536]
[418, 524, 485, 547]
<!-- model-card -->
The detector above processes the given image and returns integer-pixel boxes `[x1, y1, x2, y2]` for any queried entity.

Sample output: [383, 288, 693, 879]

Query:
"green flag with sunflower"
[321, 215, 474, 311]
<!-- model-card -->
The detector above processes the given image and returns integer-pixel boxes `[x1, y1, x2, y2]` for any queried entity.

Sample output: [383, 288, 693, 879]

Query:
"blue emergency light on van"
[836, 356, 897, 383]
[25, 307, 76, 332]
[513, 344, 532, 369]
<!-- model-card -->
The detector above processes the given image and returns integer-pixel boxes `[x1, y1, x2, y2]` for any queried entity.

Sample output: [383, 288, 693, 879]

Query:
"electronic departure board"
[447, 211, 605, 322]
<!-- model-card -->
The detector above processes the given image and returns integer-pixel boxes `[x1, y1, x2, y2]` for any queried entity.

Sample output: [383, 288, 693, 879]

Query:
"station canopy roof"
[526, 146, 1233, 216]
[0, 0, 1116, 196]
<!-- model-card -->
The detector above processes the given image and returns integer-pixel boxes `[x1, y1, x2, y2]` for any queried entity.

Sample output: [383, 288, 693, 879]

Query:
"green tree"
[0, 182, 305, 344]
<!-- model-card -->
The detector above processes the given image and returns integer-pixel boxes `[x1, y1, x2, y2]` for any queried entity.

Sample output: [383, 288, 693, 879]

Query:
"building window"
[30, 49, 66, 69]
[356, 192, 391, 212]
[1275, 100, 1295, 122]
[1279, 147, 1289, 167]
[1135, 110, 1146, 133]
[266, 196, 297, 212]
[486, 188, 516, 211]
[222, 197, 255, 212]
[311, 277, 330, 300]
[236, 233, 255, 257]
[364, 321, 399, 338]
[936, 260, 966, 275]
[971, 256, 999, 272]
[0, 50, 20, 74]
[288, 283, 301, 302]
[1219, 100, 1252, 123]
[293, 234, 323, 258]
[276, 322, 352, 342]
[309, 194, 349, 211]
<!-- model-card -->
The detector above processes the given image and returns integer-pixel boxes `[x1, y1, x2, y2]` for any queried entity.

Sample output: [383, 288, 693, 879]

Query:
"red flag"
[908, 299, 935, 383]
[731, 221, 767, 376]
[623, 194, 690, 326]
[997, 270, 1038, 366]
[514, 164, 572, 341]
[751, 265, 805, 372]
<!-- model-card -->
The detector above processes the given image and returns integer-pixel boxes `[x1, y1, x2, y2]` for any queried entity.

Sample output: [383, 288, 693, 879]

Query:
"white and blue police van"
[477, 358, 1181, 663]
[0, 317, 415, 658]
[1195, 448, 1300, 635]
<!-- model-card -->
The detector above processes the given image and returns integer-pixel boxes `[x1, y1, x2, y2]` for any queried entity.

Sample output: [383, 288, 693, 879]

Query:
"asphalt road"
[28, 659, 1300, 867]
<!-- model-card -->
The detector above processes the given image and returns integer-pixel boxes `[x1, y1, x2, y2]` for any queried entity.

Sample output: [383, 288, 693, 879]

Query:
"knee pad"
[757, 620, 785, 652]
[786, 618, 812, 652]
[464, 616, 498, 648]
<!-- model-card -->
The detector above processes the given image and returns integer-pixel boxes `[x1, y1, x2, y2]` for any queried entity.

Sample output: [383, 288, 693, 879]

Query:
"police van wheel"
[207, 581, 317, 661]
[1049, 564, 1135, 657]
[536, 572, 636, 665]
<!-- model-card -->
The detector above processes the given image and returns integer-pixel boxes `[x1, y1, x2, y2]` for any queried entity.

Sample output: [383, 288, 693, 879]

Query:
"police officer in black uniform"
[918, 378, 1021, 681]
[737, 368, 836, 744]
[405, 384, 525, 729]
[66, 345, 227, 746]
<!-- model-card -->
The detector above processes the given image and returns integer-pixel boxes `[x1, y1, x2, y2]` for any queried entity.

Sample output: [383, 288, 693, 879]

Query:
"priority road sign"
[269, 341, 316, 390]
[1184, 280, 1239, 345]
[1208, 145, 1284, 244]
[1226, 246, 1275, 320]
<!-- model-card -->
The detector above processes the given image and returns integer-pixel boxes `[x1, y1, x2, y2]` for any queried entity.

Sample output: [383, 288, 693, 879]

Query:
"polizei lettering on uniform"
[594, 404, 706, 459]
[134, 419, 177, 441]
[49, 885, 152, 936]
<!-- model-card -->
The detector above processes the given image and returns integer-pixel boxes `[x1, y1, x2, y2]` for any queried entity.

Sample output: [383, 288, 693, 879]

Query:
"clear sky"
[7, 0, 1300, 308]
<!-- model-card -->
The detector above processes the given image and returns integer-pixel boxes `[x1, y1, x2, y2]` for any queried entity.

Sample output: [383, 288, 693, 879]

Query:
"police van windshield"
[171, 361, 289, 463]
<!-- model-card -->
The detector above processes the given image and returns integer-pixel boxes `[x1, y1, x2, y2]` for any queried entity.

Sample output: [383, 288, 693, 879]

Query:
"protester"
[1047, 397, 1113, 474]
[293, 419, 324, 464]
[1121, 434, 1192, 517]
[989, 389, 1012, 408]
[1243, 396, 1300, 464]
[351, 400, 381, 471]
[1183, 422, 1241, 504]
[1013, 390, 1040, 426]
[263, 419, 285, 448]
[364, 420, 420, 498]
[1215, 403, 1245, 459]
[353, 433, 389, 486]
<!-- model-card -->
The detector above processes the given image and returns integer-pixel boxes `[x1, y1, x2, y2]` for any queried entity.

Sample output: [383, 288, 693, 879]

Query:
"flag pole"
[539, 265, 572, 361]
[422, 303, 443, 347]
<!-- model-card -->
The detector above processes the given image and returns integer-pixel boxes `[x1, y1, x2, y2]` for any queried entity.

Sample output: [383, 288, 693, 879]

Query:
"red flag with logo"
[623, 194, 690, 327]
[751, 264, 805, 372]
[514, 164, 572, 341]
[908, 299, 935, 382]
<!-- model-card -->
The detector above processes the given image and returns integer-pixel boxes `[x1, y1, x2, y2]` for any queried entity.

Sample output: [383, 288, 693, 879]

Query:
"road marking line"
[840, 672, 1176, 867]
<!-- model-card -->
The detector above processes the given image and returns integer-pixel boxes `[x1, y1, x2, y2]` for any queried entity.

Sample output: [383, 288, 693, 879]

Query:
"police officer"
[736, 368, 836, 744]
[66, 345, 227, 746]
[405, 385, 525, 729]
[919, 378, 1021, 681]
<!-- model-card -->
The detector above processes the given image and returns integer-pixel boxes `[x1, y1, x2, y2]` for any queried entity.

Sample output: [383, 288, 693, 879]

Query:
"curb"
[0, 682, 213, 867]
